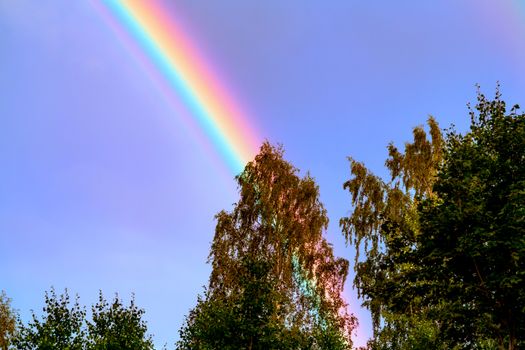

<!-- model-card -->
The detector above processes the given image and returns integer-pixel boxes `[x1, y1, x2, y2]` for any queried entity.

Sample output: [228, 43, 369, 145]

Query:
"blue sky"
[1, 0, 525, 347]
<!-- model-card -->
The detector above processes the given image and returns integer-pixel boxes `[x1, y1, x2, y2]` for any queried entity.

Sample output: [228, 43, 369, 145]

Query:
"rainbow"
[93, 1, 360, 345]
[96, 0, 259, 174]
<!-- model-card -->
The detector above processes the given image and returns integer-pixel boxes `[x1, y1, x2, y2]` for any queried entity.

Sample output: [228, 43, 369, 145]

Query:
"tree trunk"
[508, 331, 516, 350]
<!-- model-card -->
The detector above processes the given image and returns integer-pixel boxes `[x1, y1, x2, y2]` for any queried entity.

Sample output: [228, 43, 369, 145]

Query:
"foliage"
[13, 288, 86, 350]
[86, 292, 154, 350]
[11, 289, 153, 350]
[340, 115, 443, 334]
[179, 142, 355, 349]
[179, 257, 291, 350]
[416, 90, 525, 348]
[178, 257, 350, 350]
[341, 89, 525, 349]
[0, 291, 17, 350]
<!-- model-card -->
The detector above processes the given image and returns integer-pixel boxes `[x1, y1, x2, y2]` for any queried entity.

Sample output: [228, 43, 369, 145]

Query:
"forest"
[1, 90, 524, 349]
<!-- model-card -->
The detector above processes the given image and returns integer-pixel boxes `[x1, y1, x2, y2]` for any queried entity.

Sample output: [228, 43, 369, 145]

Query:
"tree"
[13, 288, 86, 350]
[0, 291, 17, 350]
[340, 115, 445, 350]
[87, 292, 154, 350]
[341, 88, 525, 349]
[178, 257, 298, 350]
[12, 289, 154, 350]
[416, 90, 525, 348]
[179, 142, 355, 349]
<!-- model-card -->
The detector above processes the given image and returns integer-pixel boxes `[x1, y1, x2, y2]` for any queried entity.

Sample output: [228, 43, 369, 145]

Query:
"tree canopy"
[6, 89, 524, 350]
[178, 142, 355, 349]
[341, 89, 525, 349]
[13, 288, 87, 350]
[416, 91, 525, 348]
[0, 291, 17, 350]
[11, 289, 153, 350]
[87, 292, 154, 350]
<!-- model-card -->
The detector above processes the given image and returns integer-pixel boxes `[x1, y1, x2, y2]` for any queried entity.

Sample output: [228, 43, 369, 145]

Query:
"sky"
[1, 0, 525, 348]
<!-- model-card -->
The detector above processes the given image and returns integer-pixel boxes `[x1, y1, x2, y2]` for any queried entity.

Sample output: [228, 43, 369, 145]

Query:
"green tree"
[12, 289, 154, 350]
[415, 90, 525, 348]
[13, 288, 86, 350]
[341, 89, 525, 349]
[179, 142, 355, 349]
[340, 115, 445, 350]
[178, 257, 296, 350]
[87, 292, 154, 350]
[0, 290, 17, 350]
